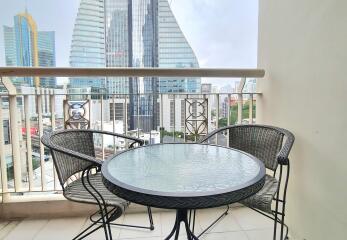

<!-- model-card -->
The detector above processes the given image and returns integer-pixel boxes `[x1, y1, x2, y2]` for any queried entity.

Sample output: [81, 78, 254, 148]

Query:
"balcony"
[0, 67, 270, 239]
[0, 1, 345, 239]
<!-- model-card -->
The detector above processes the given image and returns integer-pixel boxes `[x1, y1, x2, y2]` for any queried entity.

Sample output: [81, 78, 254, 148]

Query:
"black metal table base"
[165, 209, 199, 240]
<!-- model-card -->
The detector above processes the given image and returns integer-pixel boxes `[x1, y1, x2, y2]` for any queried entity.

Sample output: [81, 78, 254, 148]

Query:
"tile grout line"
[0, 221, 10, 232]
[0, 221, 20, 240]
[31, 219, 50, 240]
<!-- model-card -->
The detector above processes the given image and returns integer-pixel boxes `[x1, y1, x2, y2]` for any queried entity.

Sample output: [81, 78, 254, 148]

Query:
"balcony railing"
[0, 67, 264, 203]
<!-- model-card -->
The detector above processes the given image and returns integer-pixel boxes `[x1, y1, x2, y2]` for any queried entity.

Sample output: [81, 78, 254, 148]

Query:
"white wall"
[257, 1, 347, 239]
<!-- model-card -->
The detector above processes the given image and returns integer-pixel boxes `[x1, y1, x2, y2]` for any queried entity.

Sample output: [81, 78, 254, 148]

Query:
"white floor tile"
[0, 221, 20, 240]
[0, 221, 10, 232]
[201, 231, 249, 240]
[0, 207, 273, 240]
[4, 219, 48, 240]
[34, 217, 87, 240]
[118, 238, 161, 240]
[80, 215, 123, 240]
[232, 207, 273, 230]
[245, 228, 283, 240]
[118, 212, 161, 239]
[196, 208, 241, 234]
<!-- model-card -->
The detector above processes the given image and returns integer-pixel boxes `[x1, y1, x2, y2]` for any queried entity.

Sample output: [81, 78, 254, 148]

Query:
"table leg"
[164, 209, 199, 240]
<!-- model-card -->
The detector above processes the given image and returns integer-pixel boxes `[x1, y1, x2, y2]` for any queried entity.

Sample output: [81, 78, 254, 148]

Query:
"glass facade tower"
[128, 0, 158, 131]
[104, 0, 129, 94]
[69, 0, 106, 89]
[3, 26, 17, 67]
[38, 31, 56, 87]
[158, 0, 200, 93]
[3, 12, 56, 87]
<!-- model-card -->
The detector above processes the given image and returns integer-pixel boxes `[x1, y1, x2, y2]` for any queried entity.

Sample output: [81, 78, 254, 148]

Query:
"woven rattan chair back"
[49, 131, 96, 186]
[228, 125, 284, 170]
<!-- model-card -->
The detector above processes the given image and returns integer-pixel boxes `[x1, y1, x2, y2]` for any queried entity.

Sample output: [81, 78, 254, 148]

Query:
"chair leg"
[81, 168, 111, 240]
[73, 215, 104, 240]
[147, 206, 155, 230]
[281, 163, 290, 240]
[273, 196, 280, 240]
[188, 206, 229, 238]
[90, 206, 155, 231]
[74, 206, 112, 240]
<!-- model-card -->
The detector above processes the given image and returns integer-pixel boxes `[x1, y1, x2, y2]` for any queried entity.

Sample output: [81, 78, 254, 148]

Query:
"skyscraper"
[3, 11, 56, 87]
[70, 0, 200, 131]
[102, 0, 157, 130]
[38, 31, 56, 87]
[104, 0, 129, 94]
[158, 0, 200, 93]
[69, 0, 106, 90]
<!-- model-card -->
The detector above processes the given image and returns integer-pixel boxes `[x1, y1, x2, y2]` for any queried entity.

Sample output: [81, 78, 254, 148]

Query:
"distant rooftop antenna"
[24, 0, 28, 13]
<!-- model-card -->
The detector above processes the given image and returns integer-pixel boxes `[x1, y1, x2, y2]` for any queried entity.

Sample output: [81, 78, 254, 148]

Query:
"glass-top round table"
[102, 143, 265, 239]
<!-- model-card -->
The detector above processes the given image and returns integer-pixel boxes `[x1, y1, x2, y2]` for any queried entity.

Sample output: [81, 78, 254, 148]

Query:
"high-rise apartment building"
[70, 0, 200, 131]
[3, 11, 56, 87]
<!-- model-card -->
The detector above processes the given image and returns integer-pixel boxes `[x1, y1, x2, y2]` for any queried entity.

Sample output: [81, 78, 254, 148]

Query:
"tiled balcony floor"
[0, 207, 277, 240]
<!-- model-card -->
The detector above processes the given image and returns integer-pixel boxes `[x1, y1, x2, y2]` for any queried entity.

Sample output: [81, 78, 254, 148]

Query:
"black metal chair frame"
[191, 124, 294, 240]
[42, 129, 154, 240]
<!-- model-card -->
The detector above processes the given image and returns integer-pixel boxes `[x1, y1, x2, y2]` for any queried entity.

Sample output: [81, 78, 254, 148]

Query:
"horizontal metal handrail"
[0, 67, 265, 78]
[0, 92, 262, 96]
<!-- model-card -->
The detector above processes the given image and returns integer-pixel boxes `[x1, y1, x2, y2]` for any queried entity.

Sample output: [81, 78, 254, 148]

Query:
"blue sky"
[0, 0, 258, 87]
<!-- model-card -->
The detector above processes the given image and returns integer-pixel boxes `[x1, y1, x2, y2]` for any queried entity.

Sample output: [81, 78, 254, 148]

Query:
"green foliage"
[220, 101, 256, 126]
[6, 158, 41, 181]
[218, 117, 228, 127]
[161, 130, 197, 142]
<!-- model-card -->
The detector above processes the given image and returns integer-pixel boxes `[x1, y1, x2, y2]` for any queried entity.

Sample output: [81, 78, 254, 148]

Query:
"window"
[170, 100, 174, 128]
[3, 120, 10, 144]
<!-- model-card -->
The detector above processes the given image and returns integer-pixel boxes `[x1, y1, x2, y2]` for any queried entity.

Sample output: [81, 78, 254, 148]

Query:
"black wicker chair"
[41, 129, 154, 240]
[196, 124, 294, 240]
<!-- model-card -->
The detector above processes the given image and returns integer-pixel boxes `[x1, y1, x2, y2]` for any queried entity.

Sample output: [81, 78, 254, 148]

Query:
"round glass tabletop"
[102, 144, 265, 200]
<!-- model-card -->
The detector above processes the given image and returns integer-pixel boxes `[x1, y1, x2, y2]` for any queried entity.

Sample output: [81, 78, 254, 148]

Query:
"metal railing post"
[49, 89, 59, 190]
[184, 94, 188, 143]
[112, 94, 116, 153]
[0, 95, 10, 202]
[173, 95, 176, 142]
[137, 94, 140, 138]
[37, 87, 46, 191]
[2, 77, 22, 191]
[160, 94, 164, 143]
[249, 94, 253, 124]
[227, 94, 231, 146]
[24, 94, 34, 191]
[101, 94, 104, 160]
[237, 78, 246, 124]
[216, 93, 220, 144]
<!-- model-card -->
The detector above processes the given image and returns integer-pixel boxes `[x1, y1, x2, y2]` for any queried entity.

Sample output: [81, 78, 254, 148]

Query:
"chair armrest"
[276, 129, 295, 165]
[89, 129, 144, 146]
[199, 126, 230, 143]
[41, 133, 103, 167]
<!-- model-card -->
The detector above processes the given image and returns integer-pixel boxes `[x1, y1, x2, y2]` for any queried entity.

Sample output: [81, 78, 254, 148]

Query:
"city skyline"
[0, 0, 258, 88]
[69, 0, 202, 131]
